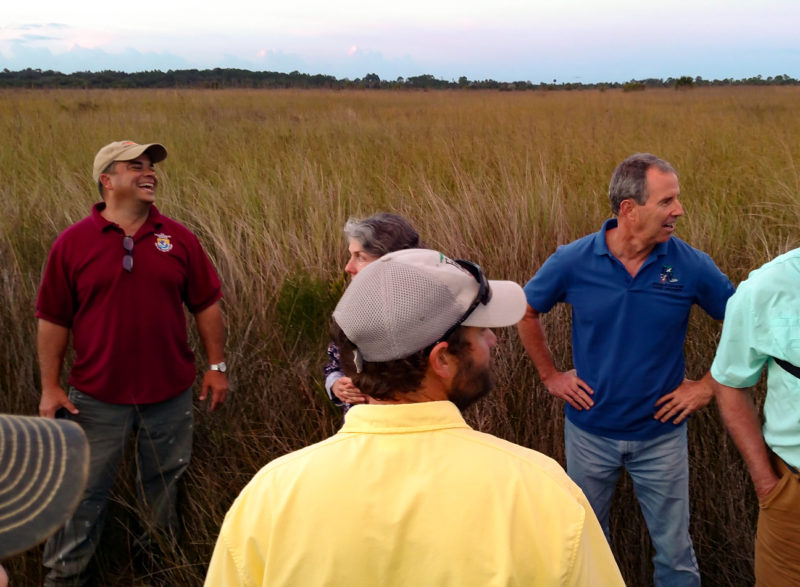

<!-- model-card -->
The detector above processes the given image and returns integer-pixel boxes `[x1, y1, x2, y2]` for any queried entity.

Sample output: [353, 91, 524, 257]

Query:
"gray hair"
[343, 213, 421, 257]
[97, 161, 117, 199]
[608, 153, 677, 215]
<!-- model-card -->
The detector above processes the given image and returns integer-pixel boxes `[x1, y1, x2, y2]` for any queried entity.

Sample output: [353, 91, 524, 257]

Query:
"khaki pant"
[755, 454, 800, 586]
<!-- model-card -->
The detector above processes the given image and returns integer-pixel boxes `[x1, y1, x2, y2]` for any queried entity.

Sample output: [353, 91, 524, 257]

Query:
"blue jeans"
[565, 418, 700, 587]
[43, 387, 193, 585]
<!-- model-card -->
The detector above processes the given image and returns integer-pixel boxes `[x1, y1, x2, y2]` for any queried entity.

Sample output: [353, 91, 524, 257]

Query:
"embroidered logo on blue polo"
[155, 233, 173, 252]
[660, 265, 678, 283]
[654, 264, 683, 291]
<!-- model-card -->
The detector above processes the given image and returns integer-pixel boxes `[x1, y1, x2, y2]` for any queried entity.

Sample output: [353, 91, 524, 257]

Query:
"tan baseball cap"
[92, 140, 167, 182]
[0, 415, 89, 559]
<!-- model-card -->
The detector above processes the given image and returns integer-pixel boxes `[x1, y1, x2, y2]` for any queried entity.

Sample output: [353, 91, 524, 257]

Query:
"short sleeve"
[711, 283, 767, 388]
[183, 231, 222, 313]
[694, 252, 735, 320]
[35, 235, 76, 327]
[523, 247, 570, 314]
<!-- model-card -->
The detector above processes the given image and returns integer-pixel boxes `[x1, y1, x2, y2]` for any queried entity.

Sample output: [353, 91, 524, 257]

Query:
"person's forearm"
[517, 306, 559, 382]
[195, 302, 226, 364]
[37, 319, 69, 390]
[714, 380, 777, 494]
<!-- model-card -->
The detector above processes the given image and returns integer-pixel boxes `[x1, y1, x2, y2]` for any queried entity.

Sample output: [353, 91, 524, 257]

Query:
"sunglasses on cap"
[437, 259, 492, 343]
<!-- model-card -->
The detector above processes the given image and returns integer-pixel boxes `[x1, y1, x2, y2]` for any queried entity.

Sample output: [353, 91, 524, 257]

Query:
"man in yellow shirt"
[206, 249, 624, 586]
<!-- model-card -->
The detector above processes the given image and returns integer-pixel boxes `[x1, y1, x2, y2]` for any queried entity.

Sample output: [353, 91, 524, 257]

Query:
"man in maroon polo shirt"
[36, 140, 229, 585]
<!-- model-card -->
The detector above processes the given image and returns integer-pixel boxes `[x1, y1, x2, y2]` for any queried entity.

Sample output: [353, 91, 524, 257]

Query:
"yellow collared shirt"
[205, 401, 624, 586]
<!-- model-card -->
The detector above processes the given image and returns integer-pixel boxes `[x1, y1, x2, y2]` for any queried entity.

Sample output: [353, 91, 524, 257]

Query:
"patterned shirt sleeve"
[323, 341, 345, 406]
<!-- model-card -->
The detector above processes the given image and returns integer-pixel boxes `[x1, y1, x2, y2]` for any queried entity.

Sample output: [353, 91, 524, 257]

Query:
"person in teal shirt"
[711, 247, 800, 587]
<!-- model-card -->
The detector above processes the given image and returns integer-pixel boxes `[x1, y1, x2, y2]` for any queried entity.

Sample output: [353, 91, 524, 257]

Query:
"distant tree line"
[1, 68, 797, 90]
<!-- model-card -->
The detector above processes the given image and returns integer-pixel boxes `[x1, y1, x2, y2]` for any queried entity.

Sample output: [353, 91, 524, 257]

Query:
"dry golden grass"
[2, 86, 799, 585]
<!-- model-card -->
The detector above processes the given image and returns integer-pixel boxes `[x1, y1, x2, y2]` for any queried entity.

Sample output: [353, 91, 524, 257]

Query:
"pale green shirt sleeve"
[711, 282, 767, 388]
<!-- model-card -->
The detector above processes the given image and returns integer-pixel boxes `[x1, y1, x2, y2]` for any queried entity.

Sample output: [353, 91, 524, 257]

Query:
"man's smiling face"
[104, 153, 158, 204]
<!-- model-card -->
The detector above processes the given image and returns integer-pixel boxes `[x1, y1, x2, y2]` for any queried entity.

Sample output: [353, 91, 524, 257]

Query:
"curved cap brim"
[462, 279, 527, 329]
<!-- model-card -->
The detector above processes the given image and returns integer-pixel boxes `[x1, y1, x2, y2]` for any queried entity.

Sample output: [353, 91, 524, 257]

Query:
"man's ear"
[619, 198, 640, 221]
[99, 173, 114, 193]
[428, 341, 458, 381]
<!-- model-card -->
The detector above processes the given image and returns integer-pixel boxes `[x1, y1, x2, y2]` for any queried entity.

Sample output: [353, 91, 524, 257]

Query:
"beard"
[448, 355, 494, 410]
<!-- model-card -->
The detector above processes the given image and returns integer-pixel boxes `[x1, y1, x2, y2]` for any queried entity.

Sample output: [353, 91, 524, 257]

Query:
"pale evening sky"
[1, 0, 798, 83]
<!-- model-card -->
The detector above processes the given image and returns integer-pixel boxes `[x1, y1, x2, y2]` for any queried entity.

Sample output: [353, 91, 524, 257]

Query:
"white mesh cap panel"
[334, 260, 465, 361]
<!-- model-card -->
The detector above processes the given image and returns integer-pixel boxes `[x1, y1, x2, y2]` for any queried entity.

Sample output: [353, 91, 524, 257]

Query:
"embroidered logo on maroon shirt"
[155, 233, 173, 252]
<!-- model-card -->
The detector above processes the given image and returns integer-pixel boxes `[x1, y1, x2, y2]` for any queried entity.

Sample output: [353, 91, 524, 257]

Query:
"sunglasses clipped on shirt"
[122, 236, 134, 272]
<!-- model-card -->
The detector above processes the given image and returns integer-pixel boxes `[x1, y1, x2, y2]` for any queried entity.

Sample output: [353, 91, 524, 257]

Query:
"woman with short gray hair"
[324, 213, 421, 411]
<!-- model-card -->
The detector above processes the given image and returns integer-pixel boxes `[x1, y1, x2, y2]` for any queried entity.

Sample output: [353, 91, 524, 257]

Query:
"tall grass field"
[2, 87, 799, 585]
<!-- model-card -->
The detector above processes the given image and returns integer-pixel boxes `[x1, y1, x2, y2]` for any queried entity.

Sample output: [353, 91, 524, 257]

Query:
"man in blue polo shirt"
[518, 153, 734, 586]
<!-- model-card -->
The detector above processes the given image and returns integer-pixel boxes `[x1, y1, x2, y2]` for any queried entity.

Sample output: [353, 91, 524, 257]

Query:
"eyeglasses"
[437, 259, 492, 343]
[122, 236, 134, 272]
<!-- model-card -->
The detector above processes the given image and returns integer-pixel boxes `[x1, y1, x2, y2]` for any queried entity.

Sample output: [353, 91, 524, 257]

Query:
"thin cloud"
[16, 34, 61, 42]
[16, 23, 70, 30]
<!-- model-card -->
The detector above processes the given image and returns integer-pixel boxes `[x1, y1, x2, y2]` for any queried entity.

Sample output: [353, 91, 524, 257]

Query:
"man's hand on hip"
[654, 375, 713, 424]
[543, 369, 594, 411]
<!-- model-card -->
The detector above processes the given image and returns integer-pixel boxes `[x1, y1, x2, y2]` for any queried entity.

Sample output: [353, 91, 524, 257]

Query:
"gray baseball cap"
[333, 248, 526, 362]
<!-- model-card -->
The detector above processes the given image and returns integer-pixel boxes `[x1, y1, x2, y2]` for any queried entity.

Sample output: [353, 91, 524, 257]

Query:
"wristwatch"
[209, 362, 227, 373]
